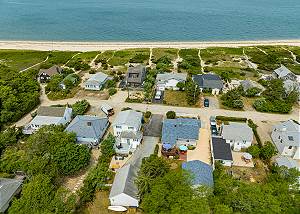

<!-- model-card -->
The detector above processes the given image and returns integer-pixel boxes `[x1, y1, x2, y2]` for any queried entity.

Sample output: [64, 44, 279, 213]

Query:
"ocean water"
[0, 0, 299, 41]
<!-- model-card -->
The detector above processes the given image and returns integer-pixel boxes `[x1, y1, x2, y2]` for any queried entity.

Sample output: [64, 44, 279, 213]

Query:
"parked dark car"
[211, 125, 218, 135]
[204, 98, 209, 107]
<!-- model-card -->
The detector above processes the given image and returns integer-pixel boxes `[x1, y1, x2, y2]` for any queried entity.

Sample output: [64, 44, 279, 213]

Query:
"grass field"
[201, 47, 244, 66]
[178, 49, 201, 74]
[152, 48, 178, 62]
[108, 48, 150, 66]
[0, 49, 49, 70]
[96, 50, 115, 62]
[163, 90, 200, 107]
[67, 51, 100, 65]
[47, 51, 79, 65]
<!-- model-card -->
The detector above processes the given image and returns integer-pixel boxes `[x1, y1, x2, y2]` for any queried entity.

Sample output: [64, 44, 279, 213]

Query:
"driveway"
[143, 114, 163, 137]
[187, 128, 211, 165]
[126, 136, 159, 168]
[152, 91, 164, 104]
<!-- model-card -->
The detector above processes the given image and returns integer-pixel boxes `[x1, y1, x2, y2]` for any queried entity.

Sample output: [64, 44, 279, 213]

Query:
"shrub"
[247, 145, 260, 158]
[72, 100, 90, 116]
[260, 141, 277, 160]
[144, 111, 152, 118]
[125, 97, 143, 103]
[108, 88, 117, 96]
[154, 144, 159, 155]
[166, 111, 176, 119]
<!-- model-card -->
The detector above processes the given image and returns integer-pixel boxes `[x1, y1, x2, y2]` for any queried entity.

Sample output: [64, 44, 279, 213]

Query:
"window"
[127, 139, 130, 145]
[288, 136, 294, 141]
[128, 127, 134, 130]
[116, 125, 122, 129]
[288, 146, 293, 149]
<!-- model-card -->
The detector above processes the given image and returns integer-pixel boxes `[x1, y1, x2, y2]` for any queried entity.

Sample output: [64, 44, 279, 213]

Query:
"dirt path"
[283, 47, 300, 65]
[243, 48, 258, 70]
[198, 49, 204, 72]
[20, 56, 49, 72]
[148, 48, 153, 68]
[89, 52, 101, 68]
[256, 47, 268, 55]
[64, 52, 81, 66]
[171, 49, 182, 72]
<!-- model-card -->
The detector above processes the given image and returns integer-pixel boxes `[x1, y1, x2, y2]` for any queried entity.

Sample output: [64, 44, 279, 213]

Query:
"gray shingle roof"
[38, 65, 62, 77]
[271, 120, 300, 153]
[193, 74, 223, 90]
[274, 65, 294, 78]
[0, 178, 23, 213]
[212, 137, 233, 161]
[162, 118, 201, 146]
[85, 72, 109, 85]
[37, 106, 69, 117]
[113, 110, 143, 130]
[126, 65, 146, 84]
[156, 73, 187, 83]
[109, 164, 139, 200]
[222, 122, 253, 142]
[120, 131, 143, 139]
[182, 160, 214, 187]
[65, 115, 109, 140]
[276, 156, 299, 169]
[240, 80, 264, 91]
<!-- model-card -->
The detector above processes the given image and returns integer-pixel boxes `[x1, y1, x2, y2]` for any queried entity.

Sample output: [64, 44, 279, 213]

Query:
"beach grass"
[67, 51, 100, 65]
[96, 50, 115, 62]
[108, 48, 150, 66]
[47, 51, 79, 65]
[152, 48, 178, 62]
[201, 47, 244, 66]
[178, 48, 201, 74]
[0, 49, 49, 71]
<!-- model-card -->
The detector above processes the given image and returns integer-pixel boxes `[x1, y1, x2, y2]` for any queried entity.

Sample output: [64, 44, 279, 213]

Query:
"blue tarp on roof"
[182, 160, 214, 187]
[161, 118, 201, 147]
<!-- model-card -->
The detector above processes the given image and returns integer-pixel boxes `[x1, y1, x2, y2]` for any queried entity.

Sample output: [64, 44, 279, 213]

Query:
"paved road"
[126, 136, 159, 168]
[14, 90, 299, 128]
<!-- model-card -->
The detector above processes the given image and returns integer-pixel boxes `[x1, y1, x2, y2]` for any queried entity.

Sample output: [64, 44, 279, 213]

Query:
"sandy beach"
[0, 40, 300, 51]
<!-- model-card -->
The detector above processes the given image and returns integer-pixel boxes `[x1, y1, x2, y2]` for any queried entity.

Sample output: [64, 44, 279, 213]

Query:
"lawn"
[178, 49, 201, 74]
[163, 90, 200, 107]
[0, 49, 49, 70]
[152, 48, 178, 62]
[108, 48, 150, 66]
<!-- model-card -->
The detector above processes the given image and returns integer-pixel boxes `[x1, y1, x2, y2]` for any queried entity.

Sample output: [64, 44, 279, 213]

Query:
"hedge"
[215, 116, 247, 122]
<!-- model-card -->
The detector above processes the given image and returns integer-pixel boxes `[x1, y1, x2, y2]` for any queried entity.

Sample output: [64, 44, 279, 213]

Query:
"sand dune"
[0, 40, 300, 51]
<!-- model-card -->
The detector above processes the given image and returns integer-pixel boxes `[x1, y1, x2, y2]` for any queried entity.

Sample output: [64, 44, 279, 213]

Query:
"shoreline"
[0, 39, 300, 51]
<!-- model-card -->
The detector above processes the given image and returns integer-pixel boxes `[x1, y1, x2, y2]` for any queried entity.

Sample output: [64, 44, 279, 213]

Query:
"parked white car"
[155, 91, 162, 100]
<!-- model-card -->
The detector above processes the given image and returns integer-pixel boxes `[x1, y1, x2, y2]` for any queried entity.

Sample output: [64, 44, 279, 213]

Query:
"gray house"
[212, 137, 233, 167]
[38, 65, 62, 83]
[273, 65, 297, 81]
[126, 65, 146, 87]
[0, 178, 23, 213]
[109, 164, 139, 207]
[240, 80, 264, 94]
[162, 118, 201, 147]
[84, 72, 109, 91]
[65, 115, 109, 147]
[271, 120, 299, 160]
[193, 74, 223, 95]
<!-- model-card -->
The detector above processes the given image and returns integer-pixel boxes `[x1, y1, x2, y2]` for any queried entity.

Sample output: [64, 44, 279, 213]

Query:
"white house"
[271, 120, 299, 160]
[84, 72, 109, 91]
[222, 122, 253, 151]
[65, 115, 109, 147]
[109, 164, 139, 207]
[23, 106, 72, 134]
[112, 110, 143, 154]
[156, 73, 187, 91]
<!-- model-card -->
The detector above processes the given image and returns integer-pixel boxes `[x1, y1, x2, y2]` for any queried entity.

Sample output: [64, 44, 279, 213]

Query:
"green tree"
[260, 141, 277, 160]
[185, 79, 200, 105]
[72, 100, 90, 116]
[176, 82, 185, 91]
[247, 145, 260, 158]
